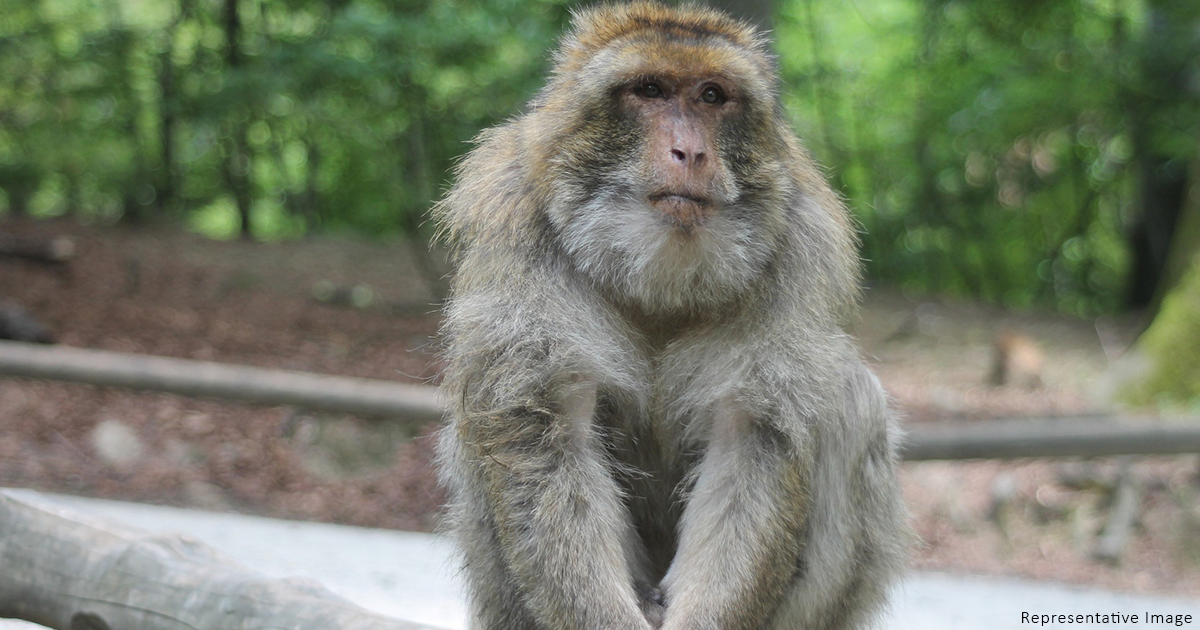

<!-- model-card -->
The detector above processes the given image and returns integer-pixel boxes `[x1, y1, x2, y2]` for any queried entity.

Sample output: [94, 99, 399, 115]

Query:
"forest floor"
[1, 217, 1197, 597]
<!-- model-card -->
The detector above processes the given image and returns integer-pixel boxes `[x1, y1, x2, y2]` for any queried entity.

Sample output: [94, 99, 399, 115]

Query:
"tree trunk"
[1153, 132, 1200, 306]
[113, 27, 157, 224]
[1124, 0, 1200, 309]
[158, 34, 178, 215]
[223, 0, 253, 239]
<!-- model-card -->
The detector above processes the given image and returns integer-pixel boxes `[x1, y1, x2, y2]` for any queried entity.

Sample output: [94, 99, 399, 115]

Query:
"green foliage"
[776, 0, 1196, 315]
[1128, 254, 1200, 407]
[0, 0, 567, 238]
[1, 0, 1197, 316]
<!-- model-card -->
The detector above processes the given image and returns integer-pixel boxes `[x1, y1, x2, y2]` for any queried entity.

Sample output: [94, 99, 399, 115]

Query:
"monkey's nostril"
[670, 149, 687, 164]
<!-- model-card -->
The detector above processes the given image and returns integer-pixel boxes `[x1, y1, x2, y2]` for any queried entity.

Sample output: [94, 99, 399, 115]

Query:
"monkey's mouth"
[648, 192, 714, 232]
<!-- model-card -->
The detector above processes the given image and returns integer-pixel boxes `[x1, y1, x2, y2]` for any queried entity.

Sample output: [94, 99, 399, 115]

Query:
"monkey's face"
[626, 74, 736, 233]
[542, 34, 791, 314]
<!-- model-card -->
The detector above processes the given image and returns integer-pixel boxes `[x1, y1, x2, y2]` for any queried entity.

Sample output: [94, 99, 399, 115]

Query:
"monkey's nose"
[669, 148, 706, 167]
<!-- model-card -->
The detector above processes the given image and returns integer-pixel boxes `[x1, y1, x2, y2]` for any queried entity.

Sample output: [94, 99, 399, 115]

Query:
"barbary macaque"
[434, 4, 906, 629]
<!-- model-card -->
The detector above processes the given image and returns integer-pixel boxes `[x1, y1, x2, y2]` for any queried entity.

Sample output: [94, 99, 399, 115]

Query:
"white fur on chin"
[553, 192, 773, 313]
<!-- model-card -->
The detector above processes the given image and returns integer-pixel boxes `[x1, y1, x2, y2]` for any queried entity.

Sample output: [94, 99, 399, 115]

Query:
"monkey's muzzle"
[649, 192, 714, 232]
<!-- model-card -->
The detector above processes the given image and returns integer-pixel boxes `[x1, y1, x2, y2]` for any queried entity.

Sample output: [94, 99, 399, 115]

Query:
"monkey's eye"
[700, 84, 725, 105]
[638, 82, 664, 99]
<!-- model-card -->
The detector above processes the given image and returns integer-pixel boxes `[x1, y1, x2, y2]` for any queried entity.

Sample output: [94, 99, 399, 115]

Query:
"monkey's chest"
[596, 384, 704, 465]
[595, 388, 706, 498]
[594, 393, 699, 575]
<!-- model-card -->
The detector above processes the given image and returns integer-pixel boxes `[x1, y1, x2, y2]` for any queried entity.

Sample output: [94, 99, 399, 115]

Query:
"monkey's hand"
[637, 583, 667, 629]
[658, 398, 810, 630]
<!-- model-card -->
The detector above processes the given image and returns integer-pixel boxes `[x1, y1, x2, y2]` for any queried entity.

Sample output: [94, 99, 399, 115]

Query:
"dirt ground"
[1, 217, 1197, 597]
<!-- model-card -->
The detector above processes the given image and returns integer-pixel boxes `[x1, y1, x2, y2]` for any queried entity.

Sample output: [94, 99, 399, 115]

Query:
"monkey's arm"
[443, 349, 653, 630]
[660, 359, 905, 630]
[659, 398, 812, 630]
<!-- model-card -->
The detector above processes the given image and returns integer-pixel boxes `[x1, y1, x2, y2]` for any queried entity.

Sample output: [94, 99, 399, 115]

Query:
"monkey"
[433, 4, 907, 630]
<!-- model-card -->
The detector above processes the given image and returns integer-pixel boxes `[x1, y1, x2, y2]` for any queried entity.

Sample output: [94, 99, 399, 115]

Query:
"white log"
[0, 490, 445, 630]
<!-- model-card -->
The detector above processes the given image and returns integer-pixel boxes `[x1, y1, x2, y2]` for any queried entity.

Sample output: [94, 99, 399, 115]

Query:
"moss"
[1130, 254, 1200, 407]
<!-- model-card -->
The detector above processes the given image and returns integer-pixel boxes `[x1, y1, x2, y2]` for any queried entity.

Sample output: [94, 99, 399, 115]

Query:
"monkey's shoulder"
[434, 122, 548, 254]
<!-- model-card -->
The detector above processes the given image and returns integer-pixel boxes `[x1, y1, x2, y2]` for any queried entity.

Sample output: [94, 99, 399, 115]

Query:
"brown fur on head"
[546, 3, 776, 94]
[558, 2, 765, 60]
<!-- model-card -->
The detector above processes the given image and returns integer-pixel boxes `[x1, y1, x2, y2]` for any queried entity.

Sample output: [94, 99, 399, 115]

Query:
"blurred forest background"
[6, 0, 1200, 292]
[3, 0, 1200, 595]
[3, 0, 1198, 316]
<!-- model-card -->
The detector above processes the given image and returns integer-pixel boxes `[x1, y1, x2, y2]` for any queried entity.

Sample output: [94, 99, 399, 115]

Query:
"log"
[0, 304, 53, 344]
[0, 236, 74, 265]
[900, 417, 1200, 460]
[0, 341, 442, 422]
[1, 341, 1198, 460]
[0, 489, 445, 630]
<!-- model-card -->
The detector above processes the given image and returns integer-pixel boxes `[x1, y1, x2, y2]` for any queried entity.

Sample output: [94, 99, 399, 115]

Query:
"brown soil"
[1, 217, 1197, 596]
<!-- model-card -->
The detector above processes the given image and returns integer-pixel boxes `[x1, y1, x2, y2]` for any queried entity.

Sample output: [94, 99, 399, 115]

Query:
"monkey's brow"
[615, 72, 733, 94]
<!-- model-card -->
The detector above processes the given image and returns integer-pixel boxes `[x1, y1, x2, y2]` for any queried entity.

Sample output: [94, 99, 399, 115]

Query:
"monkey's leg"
[659, 399, 812, 630]
[451, 381, 654, 630]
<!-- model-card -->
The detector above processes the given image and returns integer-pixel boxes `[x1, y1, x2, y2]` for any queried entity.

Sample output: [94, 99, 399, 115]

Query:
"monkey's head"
[440, 2, 858, 319]
[532, 3, 840, 315]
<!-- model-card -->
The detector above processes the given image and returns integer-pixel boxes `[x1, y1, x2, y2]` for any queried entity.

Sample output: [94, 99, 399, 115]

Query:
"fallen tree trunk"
[899, 417, 1200, 460]
[0, 304, 54, 344]
[1, 341, 1198, 460]
[0, 489, 445, 630]
[0, 235, 74, 265]
[0, 341, 442, 422]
